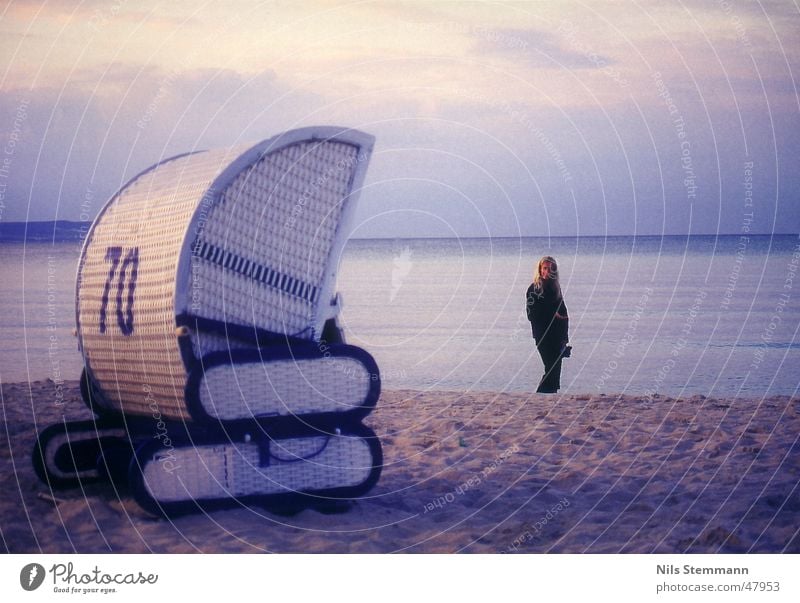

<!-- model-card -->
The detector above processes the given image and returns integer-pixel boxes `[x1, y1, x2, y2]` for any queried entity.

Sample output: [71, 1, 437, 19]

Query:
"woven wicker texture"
[78, 148, 240, 419]
[191, 140, 359, 340]
[142, 434, 373, 502]
[190, 329, 259, 360]
[198, 355, 372, 420]
[77, 133, 365, 421]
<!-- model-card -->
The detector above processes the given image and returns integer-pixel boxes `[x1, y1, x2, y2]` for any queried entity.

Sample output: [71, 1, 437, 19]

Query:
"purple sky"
[1, 1, 798, 237]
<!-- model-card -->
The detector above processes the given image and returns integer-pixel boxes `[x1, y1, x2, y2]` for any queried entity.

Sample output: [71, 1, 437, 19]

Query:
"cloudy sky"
[1, 1, 797, 237]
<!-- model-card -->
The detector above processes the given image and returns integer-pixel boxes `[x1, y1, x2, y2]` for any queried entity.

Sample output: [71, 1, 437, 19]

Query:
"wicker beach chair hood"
[75, 126, 375, 420]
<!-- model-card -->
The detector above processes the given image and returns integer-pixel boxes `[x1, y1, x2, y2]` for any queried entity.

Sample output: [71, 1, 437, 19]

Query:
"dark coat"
[526, 282, 568, 344]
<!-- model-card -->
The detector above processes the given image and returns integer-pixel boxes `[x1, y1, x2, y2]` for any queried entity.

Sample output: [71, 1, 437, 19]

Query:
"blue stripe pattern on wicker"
[195, 240, 319, 303]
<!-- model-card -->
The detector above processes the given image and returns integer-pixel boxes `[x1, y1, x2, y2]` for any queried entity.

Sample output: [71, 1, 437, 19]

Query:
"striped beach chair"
[33, 127, 383, 515]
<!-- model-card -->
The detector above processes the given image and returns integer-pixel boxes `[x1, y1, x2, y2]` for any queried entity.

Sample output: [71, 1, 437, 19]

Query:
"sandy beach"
[1, 379, 798, 553]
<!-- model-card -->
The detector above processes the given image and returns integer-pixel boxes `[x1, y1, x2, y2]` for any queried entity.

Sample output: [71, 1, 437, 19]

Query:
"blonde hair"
[533, 256, 562, 297]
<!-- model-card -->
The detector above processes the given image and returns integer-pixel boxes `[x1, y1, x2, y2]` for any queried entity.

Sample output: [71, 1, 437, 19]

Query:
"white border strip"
[3, 554, 798, 602]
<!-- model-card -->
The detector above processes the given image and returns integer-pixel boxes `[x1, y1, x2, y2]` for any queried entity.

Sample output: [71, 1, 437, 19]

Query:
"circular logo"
[20, 563, 46, 591]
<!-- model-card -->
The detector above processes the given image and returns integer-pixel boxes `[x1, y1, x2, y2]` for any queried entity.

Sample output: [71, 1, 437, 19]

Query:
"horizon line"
[0, 220, 796, 241]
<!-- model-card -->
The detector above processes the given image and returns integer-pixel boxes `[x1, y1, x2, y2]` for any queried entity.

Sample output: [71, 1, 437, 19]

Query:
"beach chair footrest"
[130, 424, 382, 516]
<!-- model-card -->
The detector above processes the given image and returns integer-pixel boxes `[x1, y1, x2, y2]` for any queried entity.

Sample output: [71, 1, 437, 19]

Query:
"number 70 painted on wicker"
[98, 246, 139, 336]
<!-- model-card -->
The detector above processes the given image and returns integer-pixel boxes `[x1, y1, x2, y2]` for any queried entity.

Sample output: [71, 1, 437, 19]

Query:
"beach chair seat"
[129, 423, 382, 516]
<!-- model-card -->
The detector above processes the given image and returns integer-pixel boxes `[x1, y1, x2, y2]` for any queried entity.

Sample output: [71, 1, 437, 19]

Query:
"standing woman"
[526, 256, 569, 393]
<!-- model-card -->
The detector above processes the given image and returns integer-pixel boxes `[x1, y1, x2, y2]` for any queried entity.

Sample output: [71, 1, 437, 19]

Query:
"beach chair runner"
[33, 127, 383, 514]
[33, 413, 383, 513]
[33, 418, 130, 489]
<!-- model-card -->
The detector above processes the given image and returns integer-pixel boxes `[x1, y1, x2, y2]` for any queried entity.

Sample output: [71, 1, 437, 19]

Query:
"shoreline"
[2, 380, 798, 553]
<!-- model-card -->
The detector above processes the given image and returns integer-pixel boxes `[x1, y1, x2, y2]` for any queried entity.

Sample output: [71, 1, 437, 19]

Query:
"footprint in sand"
[741, 445, 761, 454]
[694, 526, 742, 547]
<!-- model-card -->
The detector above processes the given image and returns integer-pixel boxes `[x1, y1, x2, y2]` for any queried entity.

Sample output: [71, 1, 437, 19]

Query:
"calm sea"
[1, 235, 798, 397]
